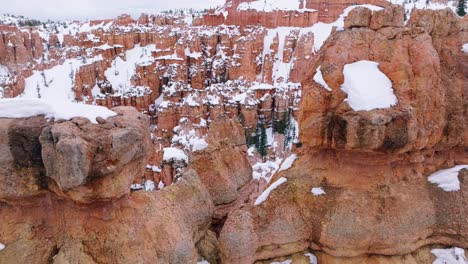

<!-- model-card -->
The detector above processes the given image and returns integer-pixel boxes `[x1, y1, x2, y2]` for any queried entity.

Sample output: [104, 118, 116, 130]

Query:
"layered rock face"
[202, 0, 390, 27]
[219, 5, 468, 263]
[0, 108, 216, 263]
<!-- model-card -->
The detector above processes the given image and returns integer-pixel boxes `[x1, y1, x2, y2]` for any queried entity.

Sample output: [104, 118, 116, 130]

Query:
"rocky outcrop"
[219, 6, 468, 263]
[0, 109, 216, 263]
[40, 107, 150, 203]
[188, 116, 254, 222]
[0, 107, 150, 204]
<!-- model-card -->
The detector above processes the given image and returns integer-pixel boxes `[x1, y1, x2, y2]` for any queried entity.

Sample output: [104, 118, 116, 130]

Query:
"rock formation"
[0, 1, 467, 264]
[218, 5, 468, 263]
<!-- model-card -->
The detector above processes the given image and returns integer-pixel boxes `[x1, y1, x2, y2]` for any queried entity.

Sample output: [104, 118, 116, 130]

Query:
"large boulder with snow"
[40, 106, 150, 203]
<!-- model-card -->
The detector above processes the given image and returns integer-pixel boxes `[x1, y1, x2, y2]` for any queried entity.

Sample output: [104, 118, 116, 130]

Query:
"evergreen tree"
[259, 125, 268, 158]
[36, 83, 41, 98]
[457, 0, 466, 16]
[255, 124, 261, 151]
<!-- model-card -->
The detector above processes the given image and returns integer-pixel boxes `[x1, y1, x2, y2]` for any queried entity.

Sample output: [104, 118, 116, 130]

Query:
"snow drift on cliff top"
[0, 98, 116, 124]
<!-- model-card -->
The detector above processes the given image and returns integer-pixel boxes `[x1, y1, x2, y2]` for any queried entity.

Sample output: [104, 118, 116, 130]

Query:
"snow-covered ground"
[341, 60, 398, 111]
[0, 98, 116, 124]
[105, 44, 157, 96]
[255, 177, 287, 205]
[431, 247, 468, 264]
[428, 165, 468, 192]
[22, 56, 103, 102]
[0, 242, 5, 251]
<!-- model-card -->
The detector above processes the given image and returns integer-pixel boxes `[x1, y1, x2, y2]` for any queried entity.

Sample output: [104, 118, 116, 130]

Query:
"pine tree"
[457, 0, 466, 16]
[259, 125, 268, 158]
[255, 124, 261, 151]
[36, 83, 41, 98]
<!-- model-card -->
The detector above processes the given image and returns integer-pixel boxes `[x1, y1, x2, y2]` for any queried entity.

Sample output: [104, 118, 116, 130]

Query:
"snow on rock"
[0, 243, 5, 251]
[311, 187, 326, 196]
[0, 64, 10, 97]
[387, 0, 458, 19]
[313, 66, 331, 91]
[191, 138, 209, 151]
[163, 147, 189, 163]
[305, 253, 318, 264]
[252, 157, 283, 183]
[278, 154, 297, 172]
[262, 27, 297, 84]
[172, 126, 209, 152]
[431, 247, 468, 264]
[22, 56, 103, 101]
[462, 43, 468, 53]
[0, 98, 116, 124]
[255, 177, 287, 205]
[428, 165, 468, 192]
[341, 60, 398, 111]
[105, 44, 157, 94]
[300, 5, 383, 52]
[237, 0, 315, 13]
[131, 180, 158, 191]
[146, 165, 162, 173]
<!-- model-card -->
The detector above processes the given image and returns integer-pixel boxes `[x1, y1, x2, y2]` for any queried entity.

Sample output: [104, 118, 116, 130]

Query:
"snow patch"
[252, 157, 283, 183]
[255, 177, 287, 205]
[163, 147, 188, 163]
[105, 44, 157, 94]
[0, 243, 5, 251]
[22, 56, 103, 102]
[428, 165, 468, 192]
[341, 60, 398, 111]
[313, 66, 331, 91]
[0, 98, 116, 124]
[305, 253, 318, 264]
[311, 187, 326, 196]
[462, 43, 468, 53]
[278, 154, 297, 172]
[431, 247, 467, 264]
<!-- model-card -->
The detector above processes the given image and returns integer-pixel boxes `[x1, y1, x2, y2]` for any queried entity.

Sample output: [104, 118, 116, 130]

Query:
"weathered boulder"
[188, 140, 252, 206]
[369, 5, 405, 30]
[39, 106, 150, 203]
[344, 7, 373, 29]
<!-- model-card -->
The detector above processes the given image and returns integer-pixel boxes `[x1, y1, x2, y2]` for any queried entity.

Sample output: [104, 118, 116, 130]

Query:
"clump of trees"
[457, 0, 466, 16]
[244, 108, 299, 159]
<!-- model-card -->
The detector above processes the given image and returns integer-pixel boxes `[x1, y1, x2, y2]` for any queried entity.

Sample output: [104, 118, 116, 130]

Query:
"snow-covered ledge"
[0, 98, 116, 124]
[340, 60, 398, 111]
